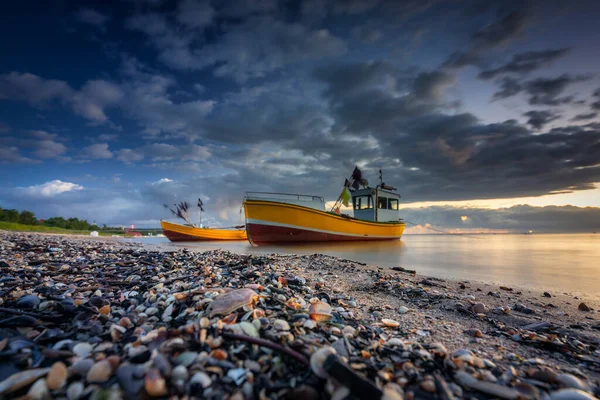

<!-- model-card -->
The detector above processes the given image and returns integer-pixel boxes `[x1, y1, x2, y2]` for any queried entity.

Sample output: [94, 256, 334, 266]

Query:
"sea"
[133, 233, 600, 300]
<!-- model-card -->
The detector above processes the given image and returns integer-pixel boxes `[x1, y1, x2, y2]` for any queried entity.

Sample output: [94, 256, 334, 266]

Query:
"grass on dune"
[0, 221, 117, 236]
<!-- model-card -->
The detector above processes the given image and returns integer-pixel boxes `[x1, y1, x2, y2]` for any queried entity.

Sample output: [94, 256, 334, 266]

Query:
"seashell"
[454, 371, 519, 399]
[106, 355, 121, 371]
[119, 317, 134, 328]
[386, 338, 403, 347]
[274, 319, 291, 331]
[16, 294, 41, 309]
[531, 367, 558, 383]
[222, 313, 238, 324]
[244, 359, 261, 373]
[27, 378, 49, 400]
[173, 292, 188, 301]
[0, 368, 50, 396]
[514, 382, 539, 399]
[73, 342, 93, 358]
[210, 348, 228, 360]
[146, 307, 159, 316]
[549, 389, 597, 400]
[308, 301, 332, 322]
[71, 358, 94, 377]
[465, 328, 483, 338]
[207, 288, 258, 317]
[420, 376, 436, 393]
[382, 319, 400, 328]
[239, 321, 260, 338]
[162, 303, 174, 322]
[191, 372, 212, 390]
[310, 346, 336, 378]
[329, 326, 342, 337]
[66, 381, 84, 400]
[87, 360, 112, 383]
[99, 304, 111, 315]
[46, 361, 67, 390]
[472, 303, 486, 314]
[227, 368, 247, 386]
[175, 351, 198, 367]
[172, 365, 188, 382]
[382, 386, 404, 400]
[110, 324, 126, 341]
[342, 326, 356, 337]
[304, 319, 317, 330]
[556, 373, 589, 391]
[145, 368, 168, 397]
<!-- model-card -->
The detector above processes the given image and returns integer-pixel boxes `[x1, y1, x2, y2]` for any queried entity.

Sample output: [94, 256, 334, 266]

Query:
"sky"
[1, 0, 600, 232]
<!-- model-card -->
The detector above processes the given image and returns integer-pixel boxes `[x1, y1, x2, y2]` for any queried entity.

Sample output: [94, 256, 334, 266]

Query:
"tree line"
[0, 206, 102, 231]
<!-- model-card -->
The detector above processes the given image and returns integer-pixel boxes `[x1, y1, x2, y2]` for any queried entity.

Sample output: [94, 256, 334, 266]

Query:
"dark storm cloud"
[492, 77, 523, 100]
[126, 11, 346, 82]
[526, 74, 591, 106]
[592, 88, 600, 111]
[478, 48, 570, 79]
[313, 62, 600, 202]
[402, 205, 600, 233]
[413, 71, 456, 101]
[443, 10, 529, 69]
[492, 74, 592, 105]
[523, 110, 561, 130]
[571, 112, 598, 121]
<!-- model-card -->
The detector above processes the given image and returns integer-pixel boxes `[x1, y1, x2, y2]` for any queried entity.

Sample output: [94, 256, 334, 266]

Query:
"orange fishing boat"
[160, 220, 247, 242]
[243, 168, 405, 245]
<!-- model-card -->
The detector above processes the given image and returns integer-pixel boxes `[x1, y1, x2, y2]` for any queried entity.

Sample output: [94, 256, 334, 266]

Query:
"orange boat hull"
[161, 220, 247, 241]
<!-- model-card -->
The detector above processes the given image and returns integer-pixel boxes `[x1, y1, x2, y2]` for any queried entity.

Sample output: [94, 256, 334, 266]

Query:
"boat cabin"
[352, 186, 401, 222]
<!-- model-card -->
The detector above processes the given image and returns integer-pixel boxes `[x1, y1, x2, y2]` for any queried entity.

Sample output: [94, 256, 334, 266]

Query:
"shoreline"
[0, 230, 598, 399]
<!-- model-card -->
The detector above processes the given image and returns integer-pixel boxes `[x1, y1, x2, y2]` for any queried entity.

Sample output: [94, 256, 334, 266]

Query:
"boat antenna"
[379, 169, 383, 185]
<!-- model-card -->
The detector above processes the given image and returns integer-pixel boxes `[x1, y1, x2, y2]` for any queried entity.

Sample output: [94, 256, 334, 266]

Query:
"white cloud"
[20, 180, 84, 197]
[153, 178, 173, 184]
[33, 140, 67, 159]
[117, 148, 144, 163]
[82, 143, 113, 159]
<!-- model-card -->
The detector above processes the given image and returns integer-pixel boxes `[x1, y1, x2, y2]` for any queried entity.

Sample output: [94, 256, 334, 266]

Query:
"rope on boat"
[402, 220, 484, 239]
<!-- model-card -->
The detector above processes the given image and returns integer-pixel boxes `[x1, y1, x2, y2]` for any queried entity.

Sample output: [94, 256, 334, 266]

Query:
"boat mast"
[375, 169, 383, 222]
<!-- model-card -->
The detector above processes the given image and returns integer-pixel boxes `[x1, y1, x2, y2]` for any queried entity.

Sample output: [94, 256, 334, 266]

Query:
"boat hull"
[244, 199, 405, 244]
[160, 221, 247, 241]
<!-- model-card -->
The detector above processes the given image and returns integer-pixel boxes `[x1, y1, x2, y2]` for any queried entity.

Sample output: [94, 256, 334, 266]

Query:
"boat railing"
[245, 191, 324, 203]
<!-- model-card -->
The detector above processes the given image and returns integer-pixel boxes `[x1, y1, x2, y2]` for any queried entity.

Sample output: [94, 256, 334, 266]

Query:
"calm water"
[132, 234, 600, 299]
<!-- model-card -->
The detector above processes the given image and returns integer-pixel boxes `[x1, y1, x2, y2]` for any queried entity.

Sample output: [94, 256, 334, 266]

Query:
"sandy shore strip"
[0, 230, 598, 399]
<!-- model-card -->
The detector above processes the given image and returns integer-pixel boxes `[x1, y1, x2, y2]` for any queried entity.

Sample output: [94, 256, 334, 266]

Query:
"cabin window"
[353, 196, 372, 210]
[389, 198, 399, 210]
[378, 196, 388, 209]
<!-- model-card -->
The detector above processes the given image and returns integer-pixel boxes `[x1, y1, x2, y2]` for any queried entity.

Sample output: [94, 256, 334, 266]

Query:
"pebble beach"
[0, 230, 599, 399]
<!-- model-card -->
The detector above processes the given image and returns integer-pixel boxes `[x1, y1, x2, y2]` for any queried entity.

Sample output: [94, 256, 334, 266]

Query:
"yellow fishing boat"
[243, 168, 405, 245]
[160, 220, 247, 242]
